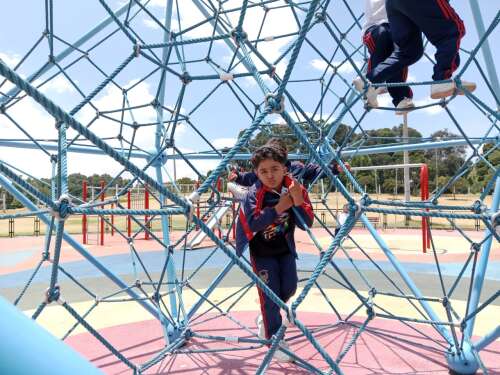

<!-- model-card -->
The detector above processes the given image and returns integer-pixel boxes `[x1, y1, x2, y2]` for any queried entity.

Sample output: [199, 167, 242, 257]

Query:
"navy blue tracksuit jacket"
[367, 0, 465, 83]
[236, 175, 314, 340]
[363, 22, 412, 106]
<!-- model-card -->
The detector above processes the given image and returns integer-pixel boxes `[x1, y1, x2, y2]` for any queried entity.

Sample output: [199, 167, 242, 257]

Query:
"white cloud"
[38, 75, 77, 94]
[0, 52, 21, 68]
[143, 18, 160, 30]
[377, 93, 392, 109]
[0, 78, 178, 178]
[407, 73, 417, 82]
[310, 59, 364, 75]
[212, 137, 237, 149]
[413, 97, 444, 115]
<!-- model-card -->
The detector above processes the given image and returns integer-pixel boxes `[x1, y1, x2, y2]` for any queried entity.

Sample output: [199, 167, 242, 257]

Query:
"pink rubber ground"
[66, 311, 500, 374]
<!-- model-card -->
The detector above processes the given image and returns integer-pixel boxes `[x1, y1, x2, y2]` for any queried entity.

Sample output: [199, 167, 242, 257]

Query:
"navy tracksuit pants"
[251, 252, 297, 340]
[367, 0, 465, 84]
[363, 23, 412, 107]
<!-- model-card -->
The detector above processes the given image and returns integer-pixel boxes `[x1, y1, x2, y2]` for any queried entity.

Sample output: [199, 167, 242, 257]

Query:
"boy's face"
[255, 159, 286, 190]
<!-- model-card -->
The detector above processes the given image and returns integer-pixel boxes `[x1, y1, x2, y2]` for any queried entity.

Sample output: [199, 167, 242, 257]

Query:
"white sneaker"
[274, 341, 294, 363]
[353, 77, 378, 108]
[430, 82, 455, 99]
[456, 80, 477, 95]
[375, 86, 388, 95]
[227, 182, 248, 201]
[395, 98, 415, 115]
[430, 80, 476, 99]
[255, 314, 265, 339]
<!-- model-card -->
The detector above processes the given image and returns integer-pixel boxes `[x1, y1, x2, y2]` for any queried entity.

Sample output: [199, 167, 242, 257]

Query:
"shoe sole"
[395, 105, 415, 115]
[431, 83, 477, 99]
[457, 83, 477, 95]
[431, 87, 455, 99]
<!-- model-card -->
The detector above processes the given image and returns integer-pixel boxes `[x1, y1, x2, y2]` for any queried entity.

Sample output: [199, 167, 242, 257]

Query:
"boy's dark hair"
[251, 145, 287, 169]
[264, 138, 288, 157]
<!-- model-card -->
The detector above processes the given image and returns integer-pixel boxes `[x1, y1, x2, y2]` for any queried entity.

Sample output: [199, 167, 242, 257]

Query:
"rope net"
[0, 1, 498, 373]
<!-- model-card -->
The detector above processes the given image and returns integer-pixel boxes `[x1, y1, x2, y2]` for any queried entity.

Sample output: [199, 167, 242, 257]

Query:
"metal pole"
[152, 0, 180, 343]
[468, 0, 500, 109]
[99, 180, 104, 246]
[82, 179, 87, 244]
[144, 187, 150, 240]
[464, 177, 500, 339]
[127, 189, 131, 237]
[403, 114, 410, 226]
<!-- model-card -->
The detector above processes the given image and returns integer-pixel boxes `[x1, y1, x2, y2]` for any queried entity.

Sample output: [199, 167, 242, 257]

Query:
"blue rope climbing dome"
[0, 1, 498, 374]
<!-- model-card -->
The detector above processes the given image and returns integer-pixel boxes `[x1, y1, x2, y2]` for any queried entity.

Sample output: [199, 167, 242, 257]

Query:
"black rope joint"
[360, 194, 371, 207]
[265, 93, 285, 113]
[231, 28, 248, 46]
[52, 194, 71, 220]
[268, 65, 276, 78]
[134, 43, 141, 57]
[45, 285, 61, 303]
[180, 71, 192, 85]
[442, 296, 449, 307]
[314, 12, 326, 23]
[471, 242, 481, 253]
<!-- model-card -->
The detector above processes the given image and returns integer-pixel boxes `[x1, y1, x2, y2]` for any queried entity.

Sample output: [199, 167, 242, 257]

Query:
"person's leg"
[367, 0, 423, 85]
[279, 252, 298, 303]
[369, 23, 413, 107]
[391, 0, 474, 98]
[400, 0, 464, 81]
[250, 254, 282, 340]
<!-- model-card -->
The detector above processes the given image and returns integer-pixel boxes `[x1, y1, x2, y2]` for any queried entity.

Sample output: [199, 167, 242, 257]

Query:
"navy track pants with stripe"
[364, 23, 412, 107]
[251, 252, 297, 340]
[367, 0, 465, 84]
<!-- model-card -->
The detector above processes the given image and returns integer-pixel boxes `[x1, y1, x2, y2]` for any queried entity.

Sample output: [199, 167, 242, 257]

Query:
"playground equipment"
[350, 163, 430, 253]
[0, 1, 498, 374]
[82, 180, 154, 245]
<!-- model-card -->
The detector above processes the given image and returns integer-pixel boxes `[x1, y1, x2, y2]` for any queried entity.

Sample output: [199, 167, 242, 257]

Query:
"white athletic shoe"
[430, 80, 476, 99]
[255, 314, 265, 339]
[395, 97, 415, 115]
[274, 341, 294, 363]
[353, 77, 379, 108]
[456, 80, 477, 96]
[227, 182, 249, 201]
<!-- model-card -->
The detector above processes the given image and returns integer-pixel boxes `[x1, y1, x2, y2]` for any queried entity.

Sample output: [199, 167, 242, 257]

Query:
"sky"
[0, 0, 498, 182]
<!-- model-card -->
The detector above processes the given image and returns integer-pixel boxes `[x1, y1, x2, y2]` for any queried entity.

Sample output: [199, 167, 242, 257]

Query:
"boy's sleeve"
[241, 191, 278, 233]
[301, 162, 341, 184]
[235, 171, 258, 186]
[292, 187, 314, 230]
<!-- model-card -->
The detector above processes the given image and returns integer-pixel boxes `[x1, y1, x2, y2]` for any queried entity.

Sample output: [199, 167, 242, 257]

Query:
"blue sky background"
[0, 1, 498, 179]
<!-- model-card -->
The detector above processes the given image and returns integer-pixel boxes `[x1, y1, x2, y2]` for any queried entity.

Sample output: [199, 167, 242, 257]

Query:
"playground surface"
[1, 228, 498, 374]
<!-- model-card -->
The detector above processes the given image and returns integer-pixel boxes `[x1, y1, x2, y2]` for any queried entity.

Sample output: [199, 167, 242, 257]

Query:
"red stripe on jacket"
[238, 208, 254, 241]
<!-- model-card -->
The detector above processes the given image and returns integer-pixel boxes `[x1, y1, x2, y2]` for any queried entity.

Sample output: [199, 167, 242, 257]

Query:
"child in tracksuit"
[365, 0, 475, 101]
[353, 0, 415, 114]
[235, 144, 314, 362]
